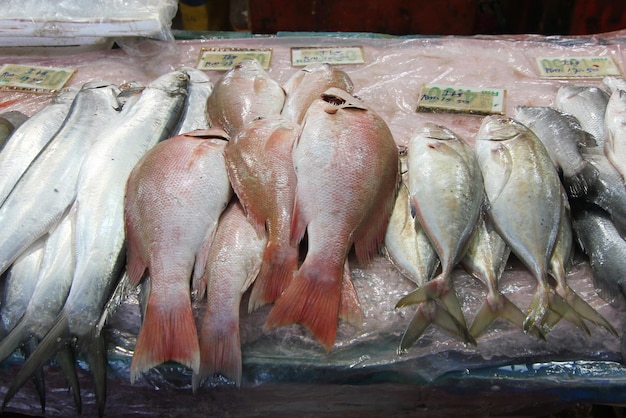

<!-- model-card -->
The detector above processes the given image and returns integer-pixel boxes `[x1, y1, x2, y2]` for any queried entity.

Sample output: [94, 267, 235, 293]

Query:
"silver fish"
[4, 71, 190, 415]
[514, 105, 596, 197]
[396, 123, 483, 348]
[174, 67, 213, 135]
[604, 89, 626, 182]
[556, 85, 609, 147]
[0, 82, 120, 278]
[0, 88, 78, 207]
[603, 76, 626, 94]
[475, 115, 574, 331]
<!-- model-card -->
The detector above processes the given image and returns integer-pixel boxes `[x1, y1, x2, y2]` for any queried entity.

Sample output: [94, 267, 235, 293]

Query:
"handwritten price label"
[197, 48, 272, 71]
[417, 85, 505, 115]
[291, 46, 365, 66]
[0, 64, 75, 93]
[536, 56, 621, 78]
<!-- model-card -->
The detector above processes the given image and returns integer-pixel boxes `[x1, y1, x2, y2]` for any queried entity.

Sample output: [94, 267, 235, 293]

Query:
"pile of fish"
[0, 56, 626, 416]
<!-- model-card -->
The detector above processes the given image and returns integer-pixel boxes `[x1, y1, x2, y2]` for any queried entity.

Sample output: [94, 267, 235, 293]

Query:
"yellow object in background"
[178, 0, 232, 31]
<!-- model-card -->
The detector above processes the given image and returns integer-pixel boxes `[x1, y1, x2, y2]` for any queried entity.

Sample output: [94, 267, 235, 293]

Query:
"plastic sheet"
[1, 30, 626, 416]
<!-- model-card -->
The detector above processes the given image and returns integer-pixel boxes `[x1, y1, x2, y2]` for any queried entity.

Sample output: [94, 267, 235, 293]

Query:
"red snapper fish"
[207, 59, 285, 137]
[265, 88, 399, 350]
[224, 116, 300, 311]
[124, 129, 232, 382]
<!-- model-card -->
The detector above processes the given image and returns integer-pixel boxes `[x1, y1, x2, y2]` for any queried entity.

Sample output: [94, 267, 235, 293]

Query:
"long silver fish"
[475, 115, 574, 331]
[0, 82, 120, 278]
[2, 71, 190, 416]
[556, 85, 609, 147]
[396, 123, 483, 348]
[193, 199, 266, 390]
[0, 237, 45, 336]
[174, 67, 213, 135]
[572, 204, 626, 309]
[514, 105, 597, 197]
[604, 89, 626, 182]
[0, 88, 78, 207]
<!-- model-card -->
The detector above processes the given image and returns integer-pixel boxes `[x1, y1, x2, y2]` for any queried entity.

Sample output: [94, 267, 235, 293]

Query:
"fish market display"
[224, 116, 300, 310]
[207, 59, 285, 137]
[193, 200, 266, 389]
[265, 87, 399, 350]
[395, 123, 483, 349]
[125, 129, 232, 383]
[281, 63, 354, 124]
[1, 32, 626, 417]
[604, 88, 626, 182]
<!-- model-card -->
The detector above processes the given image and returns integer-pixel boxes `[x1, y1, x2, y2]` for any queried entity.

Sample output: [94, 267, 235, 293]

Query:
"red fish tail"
[196, 312, 242, 387]
[339, 260, 363, 327]
[130, 289, 200, 383]
[264, 259, 343, 351]
[248, 241, 299, 311]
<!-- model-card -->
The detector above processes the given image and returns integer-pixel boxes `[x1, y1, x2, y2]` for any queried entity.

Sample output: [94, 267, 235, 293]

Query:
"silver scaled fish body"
[604, 88, 626, 182]
[396, 123, 483, 349]
[556, 85, 609, 148]
[475, 115, 576, 332]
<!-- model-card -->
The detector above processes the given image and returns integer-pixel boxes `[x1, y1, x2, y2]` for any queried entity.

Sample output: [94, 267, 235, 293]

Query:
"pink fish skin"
[224, 116, 300, 311]
[124, 129, 232, 383]
[281, 63, 354, 125]
[193, 199, 266, 390]
[207, 59, 285, 137]
[265, 88, 399, 350]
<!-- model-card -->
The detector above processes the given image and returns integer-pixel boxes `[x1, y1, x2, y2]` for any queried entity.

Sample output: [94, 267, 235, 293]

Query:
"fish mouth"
[420, 122, 456, 141]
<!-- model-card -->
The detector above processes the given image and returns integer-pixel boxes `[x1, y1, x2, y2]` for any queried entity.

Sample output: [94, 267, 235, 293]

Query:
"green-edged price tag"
[197, 48, 273, 71]
[0, 64, 75, 93]
[290, 46, 365, 66]
[417, 85, 505, 115]
[536, 56, 621, 78]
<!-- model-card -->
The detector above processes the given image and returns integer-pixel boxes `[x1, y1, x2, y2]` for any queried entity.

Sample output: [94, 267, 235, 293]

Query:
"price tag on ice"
[197, 48, 272, 71]
[291, 46, 365, 66]
[0, 64, 75, 93]
[536, 56, 622, 78]
[417, 85, 505, 115]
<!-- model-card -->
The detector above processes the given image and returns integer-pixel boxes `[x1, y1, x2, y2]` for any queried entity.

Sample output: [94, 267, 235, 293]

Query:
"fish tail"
[469, 292, 538, 339]
[194, 313, 242, 391]
[55, 344, 81, 414]
[0, 315, 30, 363]
[23, 337, 45, 414]
[561, 286, 618, 336]
[338, 260, 363, 327]
[248, 241, 299, 311]
[2, 311, 70, 413]
[85, 332, 107, 418]
[264, 259, 343, 351]
[130, 290, 200, 383]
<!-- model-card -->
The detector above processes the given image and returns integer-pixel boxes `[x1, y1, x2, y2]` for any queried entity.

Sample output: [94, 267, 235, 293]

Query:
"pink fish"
[193, 200, 266, 389]
[281, 63, 354, 124]
[265, 88, 399, 350]
[207, 59, 285, 137]
[124, 129, 232, 382]
[224, 115, 300, 311]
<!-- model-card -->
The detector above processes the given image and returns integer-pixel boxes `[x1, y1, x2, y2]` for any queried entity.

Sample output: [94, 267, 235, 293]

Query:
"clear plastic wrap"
[1, 30, 626, 416]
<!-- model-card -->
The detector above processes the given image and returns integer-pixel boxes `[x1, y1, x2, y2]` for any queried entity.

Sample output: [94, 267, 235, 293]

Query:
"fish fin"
[564, 163, 599, 198]
[194, 311, 242, 391]
[192, 223, 219, 301]
[2, 312, 70, 412]
[248, 241, 299, 311]
[339, 259, 363, 327]
[399, 301, 474, 353]
[265, 259, 343, 351]
[470, 293, 543, 340]
[130, 289, 200, 383]
[0, 314, 29, 363]
[85, 331, 107, 418]
[558, 285, 618, 336]
[485, 143, 513, 203]
[125, 225, 147, 287]
[290, 193, 308, 247]
[55, 344, 81, 415]
[23, 337, 46, 414]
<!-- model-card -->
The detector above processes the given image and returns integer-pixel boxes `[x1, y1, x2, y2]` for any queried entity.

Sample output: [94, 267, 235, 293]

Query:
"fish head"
[148, 70, 190, 96]
[477, 115, 527, 142]
[319, 87, 367, 114]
